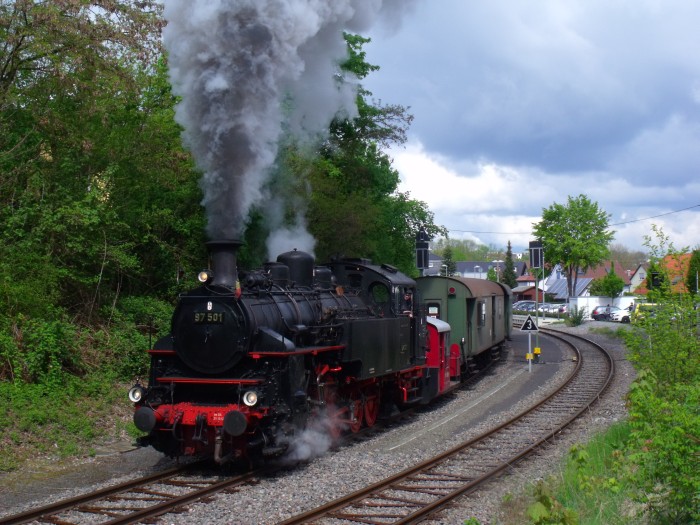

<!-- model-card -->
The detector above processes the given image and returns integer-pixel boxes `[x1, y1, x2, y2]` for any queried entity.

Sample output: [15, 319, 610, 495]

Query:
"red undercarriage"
[144, 367, 425, 461]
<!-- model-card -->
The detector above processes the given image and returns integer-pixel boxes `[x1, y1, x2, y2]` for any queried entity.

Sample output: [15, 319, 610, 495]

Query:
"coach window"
[478, 301, 486, 327]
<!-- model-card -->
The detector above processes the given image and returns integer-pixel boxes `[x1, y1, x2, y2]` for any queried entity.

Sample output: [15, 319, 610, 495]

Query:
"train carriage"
[416, 276, 511, 380]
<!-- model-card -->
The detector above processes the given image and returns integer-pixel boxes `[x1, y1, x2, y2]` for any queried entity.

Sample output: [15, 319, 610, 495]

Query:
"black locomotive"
[129, 240, 431, 464]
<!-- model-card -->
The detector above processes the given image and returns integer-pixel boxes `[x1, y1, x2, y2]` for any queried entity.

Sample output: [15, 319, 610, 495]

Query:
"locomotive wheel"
[363, 386, 380, 427]
[348, 389, 364, 433]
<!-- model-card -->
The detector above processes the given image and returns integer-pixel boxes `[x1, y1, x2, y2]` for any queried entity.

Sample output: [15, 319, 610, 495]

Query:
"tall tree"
[299, 33, 445, 272]
[686, 249, 700, 296]
[0, 2, 206, 323]
[532, 194, 614, 298]
[502, 241, 518, 289]
[441, 245, 457, 276]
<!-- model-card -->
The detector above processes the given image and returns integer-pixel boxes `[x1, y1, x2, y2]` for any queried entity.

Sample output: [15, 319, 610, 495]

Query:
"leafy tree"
[296, 33, 445, 272]
[685, 249, 700, 296]
[442, 245, 456, 276]
[642, 225, 688, 302]
[532, 194, 614, 298]
[0, 3, 208, 386]
[588, 262, 625, 302]
[431, 237, 491, 261]
[486, 267, 498, 282]
[502, 241, 518, 289]
[608, 243, 646, 273]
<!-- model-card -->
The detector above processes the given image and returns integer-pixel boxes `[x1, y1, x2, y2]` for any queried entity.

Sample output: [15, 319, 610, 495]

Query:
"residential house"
[634, 253, 691, 295]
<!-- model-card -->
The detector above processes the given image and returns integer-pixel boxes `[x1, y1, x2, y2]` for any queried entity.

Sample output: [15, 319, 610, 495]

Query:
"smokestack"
[206, 240, 243, 289]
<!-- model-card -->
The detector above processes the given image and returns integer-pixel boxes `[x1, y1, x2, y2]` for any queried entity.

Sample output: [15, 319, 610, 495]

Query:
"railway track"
[279, 329, 614, 524]
[0, 460, 260, 525]
[0, 333, 602, 525]
[0, 346, 506, 525]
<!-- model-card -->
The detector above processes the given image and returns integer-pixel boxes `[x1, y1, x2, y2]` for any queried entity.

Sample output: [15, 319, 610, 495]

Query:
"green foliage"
[588, 262, 626, 301]
[685, 249, 700, 296]
[533, 194, 614, 298]
[431, 237, 495, 261]
[101, 296, 174, 379]
[564, 306, 587, 327]
[618, 227, 700, 522]
[527, 480, 579, 524]
[551, 425, 633, 524]
[503, 241, 518, 289]
[0, 373, 130, 472]
[442, 245, 456, 276]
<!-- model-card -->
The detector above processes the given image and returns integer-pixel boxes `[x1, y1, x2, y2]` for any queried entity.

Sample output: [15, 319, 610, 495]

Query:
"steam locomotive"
[129, 240, 511, 465]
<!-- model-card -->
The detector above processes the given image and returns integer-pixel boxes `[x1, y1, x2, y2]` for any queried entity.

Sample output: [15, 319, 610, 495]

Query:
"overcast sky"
[363, 0, 700, 256]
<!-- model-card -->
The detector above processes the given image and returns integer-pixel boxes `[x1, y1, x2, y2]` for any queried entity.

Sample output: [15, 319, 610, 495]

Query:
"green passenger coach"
[416, 276, 512, 379]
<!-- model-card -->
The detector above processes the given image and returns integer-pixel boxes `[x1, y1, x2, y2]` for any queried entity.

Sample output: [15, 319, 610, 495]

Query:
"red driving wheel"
[348, 388, 364, 433]
[363, 385, 380, 427]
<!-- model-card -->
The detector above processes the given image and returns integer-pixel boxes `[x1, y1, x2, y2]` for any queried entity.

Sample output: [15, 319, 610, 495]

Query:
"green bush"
[625, 371, 700, 523]
[564, 305, 586, 326]
[620, 295, 700, 523]
[100, 295, 174, 379]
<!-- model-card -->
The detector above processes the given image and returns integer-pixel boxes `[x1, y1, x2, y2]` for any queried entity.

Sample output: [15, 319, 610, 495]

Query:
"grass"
[0, 373, 136, 472]
[498, 423, 639, 525]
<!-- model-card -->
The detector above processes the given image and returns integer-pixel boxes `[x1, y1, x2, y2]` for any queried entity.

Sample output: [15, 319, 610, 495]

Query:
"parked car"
[610, 308, 631, 323]
[591, 305, 624, 321]
[514, 301, 536, 312]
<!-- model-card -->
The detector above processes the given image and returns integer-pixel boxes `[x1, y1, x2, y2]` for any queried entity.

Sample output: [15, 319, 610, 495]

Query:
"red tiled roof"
[578, 260, 633, 284]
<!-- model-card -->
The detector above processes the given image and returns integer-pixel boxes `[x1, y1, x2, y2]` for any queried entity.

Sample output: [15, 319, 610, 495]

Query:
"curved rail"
[0, 461, 258, 525]
[279, 329, 614, 524]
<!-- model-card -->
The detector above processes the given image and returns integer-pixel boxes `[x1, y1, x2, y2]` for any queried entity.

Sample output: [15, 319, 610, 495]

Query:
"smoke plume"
[162, 0, 412, 253]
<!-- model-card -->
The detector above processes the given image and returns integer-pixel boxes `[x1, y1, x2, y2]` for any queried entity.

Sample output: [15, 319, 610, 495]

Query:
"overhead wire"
[444, 204, 700, 236]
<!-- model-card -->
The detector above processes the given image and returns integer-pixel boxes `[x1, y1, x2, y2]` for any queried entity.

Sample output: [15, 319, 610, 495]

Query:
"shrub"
[564, 305, 586, 326]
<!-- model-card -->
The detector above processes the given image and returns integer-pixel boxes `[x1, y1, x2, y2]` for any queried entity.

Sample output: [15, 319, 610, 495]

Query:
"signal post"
[520, 314, 540, 373]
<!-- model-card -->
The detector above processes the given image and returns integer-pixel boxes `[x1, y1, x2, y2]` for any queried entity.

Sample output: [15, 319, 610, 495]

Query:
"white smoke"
[162, 0, 414, 245]
[280, 425, 333, 464]
[266, 220, 317, 258]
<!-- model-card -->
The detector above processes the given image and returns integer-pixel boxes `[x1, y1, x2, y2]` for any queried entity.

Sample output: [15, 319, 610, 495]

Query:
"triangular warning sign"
[520, 314, 539, 332]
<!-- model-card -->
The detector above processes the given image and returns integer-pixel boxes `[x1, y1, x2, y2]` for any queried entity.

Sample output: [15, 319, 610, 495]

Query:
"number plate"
[194, 312, 225, 324]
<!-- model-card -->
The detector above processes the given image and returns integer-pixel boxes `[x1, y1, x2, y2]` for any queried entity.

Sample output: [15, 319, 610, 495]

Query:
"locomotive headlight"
[128, 384, 145, 403]
[243, 390, 259, 407]
[197, 269, 213, 283]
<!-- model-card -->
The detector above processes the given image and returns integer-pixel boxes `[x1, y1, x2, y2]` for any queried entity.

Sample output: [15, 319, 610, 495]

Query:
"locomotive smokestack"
[206, 240, 243, 290]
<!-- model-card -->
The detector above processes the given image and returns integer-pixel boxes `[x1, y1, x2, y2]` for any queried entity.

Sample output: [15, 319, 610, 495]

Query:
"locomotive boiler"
[129, 240, 430, 464]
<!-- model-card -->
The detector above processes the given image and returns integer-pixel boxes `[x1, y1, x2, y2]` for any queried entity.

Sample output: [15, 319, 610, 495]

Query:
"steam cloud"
[162, 0, 413, 257]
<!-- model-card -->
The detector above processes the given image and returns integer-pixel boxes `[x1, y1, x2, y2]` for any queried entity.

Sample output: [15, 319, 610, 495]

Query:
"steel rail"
[279, 330, 614, 524]
[0, 460, 260, 525]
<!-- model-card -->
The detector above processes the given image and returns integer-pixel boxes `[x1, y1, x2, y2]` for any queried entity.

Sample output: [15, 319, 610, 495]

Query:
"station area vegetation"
[0, 3, 697, 523]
